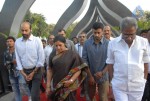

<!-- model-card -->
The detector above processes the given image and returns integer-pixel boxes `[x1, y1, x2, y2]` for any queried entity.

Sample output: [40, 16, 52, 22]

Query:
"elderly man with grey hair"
[105, 17, 150, 101]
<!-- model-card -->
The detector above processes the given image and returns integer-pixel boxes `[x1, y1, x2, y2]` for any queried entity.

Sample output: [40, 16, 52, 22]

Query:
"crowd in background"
[0, 16, 150, 101]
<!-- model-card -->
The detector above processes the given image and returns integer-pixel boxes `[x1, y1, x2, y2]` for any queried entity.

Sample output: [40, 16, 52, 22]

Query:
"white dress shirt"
[15, 34, 45, 70]
[75, 43, 83, 57]
[106, 35, 150, 91]
[110, 37, 114, 40]
[148, 44, 150, 73]
[44, 44, 53, 67]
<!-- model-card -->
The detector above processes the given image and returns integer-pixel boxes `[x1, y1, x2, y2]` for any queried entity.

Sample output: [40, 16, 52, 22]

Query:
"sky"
[0, 0, 150, 24]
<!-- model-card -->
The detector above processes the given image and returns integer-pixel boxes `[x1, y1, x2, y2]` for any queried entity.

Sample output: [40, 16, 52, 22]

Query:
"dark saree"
[48, 50, 87, 101]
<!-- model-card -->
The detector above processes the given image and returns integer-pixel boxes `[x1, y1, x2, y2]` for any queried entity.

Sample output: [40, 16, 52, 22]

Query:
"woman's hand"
[46, 87, 51, 97]
[88, 76, 95, 85]
[63, 79, 74, 87]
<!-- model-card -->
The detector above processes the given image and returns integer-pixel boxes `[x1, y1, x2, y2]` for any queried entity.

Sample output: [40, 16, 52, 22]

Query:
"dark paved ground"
[0, 92, 15, 101]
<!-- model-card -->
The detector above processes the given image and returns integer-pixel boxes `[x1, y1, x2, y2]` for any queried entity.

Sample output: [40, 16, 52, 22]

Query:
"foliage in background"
[110, 11, 150, 33]
[22, 10, 150, 39]
[23, 11, 78, 39]
[112, 26, 120, 31]
[0, 32, 8, 38]
[23, 11, 52, 38]
[48, 24, 55, 35]
[66, 22, 78, 38]
[137, 11, 150, 30]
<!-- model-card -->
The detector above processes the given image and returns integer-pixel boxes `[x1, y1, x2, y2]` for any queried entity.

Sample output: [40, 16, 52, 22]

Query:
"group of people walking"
[2, 16, 150, 101]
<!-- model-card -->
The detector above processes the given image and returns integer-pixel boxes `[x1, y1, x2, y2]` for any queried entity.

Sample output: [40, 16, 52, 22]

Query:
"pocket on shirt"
[132, 49, 144, 63]
[114, 50, 126, 63]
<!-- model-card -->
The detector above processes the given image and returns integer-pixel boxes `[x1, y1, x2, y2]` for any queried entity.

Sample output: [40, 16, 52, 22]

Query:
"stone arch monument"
[0, 0, 132, 38]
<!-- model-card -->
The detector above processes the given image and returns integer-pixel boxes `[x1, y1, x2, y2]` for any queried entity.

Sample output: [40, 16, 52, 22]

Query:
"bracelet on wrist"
[46, 86, 51, 88]
[70, 79, 74, 83]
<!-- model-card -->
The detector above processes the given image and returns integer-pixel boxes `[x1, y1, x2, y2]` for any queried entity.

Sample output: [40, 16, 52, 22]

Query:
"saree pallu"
[49, 63, 87, 101]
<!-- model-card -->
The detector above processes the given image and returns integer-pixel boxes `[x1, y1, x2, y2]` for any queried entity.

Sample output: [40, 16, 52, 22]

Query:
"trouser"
[9, 73, 31, 101]
[80, 77, 90, 100]
[112, 87, 144, 101]
[0, 70, 5, 93]
[88, 80, 109, 101]
[1, 67, 10, 91]
[24, 68, 42, 101]
[0, 71, 5, 92]
[40, 81, 45, 93]
[142, 74, 150, 101]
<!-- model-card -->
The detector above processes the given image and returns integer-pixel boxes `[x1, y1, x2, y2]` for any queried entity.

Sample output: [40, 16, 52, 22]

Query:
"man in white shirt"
[75, 32, 87, 57]
[15, 21, 45, 101]
[105, 17, 150, 101]
[103, 25, 114, 40]
[44, 34, 55, 68]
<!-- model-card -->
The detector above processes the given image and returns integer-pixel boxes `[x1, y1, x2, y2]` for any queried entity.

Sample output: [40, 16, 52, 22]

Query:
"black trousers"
[24, 68, 42, 101]
[142, 74, 150, 101]
[0, 67, 10, 92]
[0, 70, 5, 93]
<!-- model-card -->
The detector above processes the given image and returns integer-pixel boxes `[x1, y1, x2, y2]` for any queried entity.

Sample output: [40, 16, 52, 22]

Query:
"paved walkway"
[0, 92, 15, 101]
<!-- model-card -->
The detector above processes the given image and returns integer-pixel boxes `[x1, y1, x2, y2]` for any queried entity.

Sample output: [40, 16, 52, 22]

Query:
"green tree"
[23, 11, 51, 38]
[48, 24, 55, 34]
[137, 11, 150, 30]
[66, 22, 78, 38]
[145, 11, 150, 21]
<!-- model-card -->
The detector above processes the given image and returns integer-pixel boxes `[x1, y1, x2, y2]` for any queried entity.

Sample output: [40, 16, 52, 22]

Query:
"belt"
[23, 67, 35, 71]
[23, 67, 41, 74]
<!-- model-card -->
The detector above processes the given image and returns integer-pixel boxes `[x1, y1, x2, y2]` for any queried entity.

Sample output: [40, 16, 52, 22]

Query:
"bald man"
[15, 21, 45, 101]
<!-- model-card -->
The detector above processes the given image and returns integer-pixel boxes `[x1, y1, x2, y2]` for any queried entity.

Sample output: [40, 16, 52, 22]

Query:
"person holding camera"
[4, 36, 31, 101]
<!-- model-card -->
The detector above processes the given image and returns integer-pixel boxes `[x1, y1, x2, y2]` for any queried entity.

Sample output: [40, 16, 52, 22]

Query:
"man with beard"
[82, 22, 109, 101]
[15, 21, 45, 101]
[106, 17, 150, 101]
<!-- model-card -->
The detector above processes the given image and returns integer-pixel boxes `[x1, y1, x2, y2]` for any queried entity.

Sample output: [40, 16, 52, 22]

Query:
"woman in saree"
[46, 35, 87, 101]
